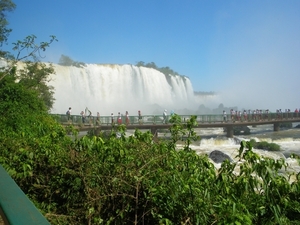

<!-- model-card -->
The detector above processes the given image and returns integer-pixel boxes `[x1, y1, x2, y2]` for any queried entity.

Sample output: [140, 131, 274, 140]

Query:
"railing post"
[274, 123, 280, 131]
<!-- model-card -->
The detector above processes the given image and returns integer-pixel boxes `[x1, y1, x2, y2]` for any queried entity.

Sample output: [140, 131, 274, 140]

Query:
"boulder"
[209, 150, 233, 163]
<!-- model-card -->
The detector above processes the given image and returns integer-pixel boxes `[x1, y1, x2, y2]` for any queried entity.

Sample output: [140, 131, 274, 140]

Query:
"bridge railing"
[0, 165, 50, 225]
[52, 112, 300, 126]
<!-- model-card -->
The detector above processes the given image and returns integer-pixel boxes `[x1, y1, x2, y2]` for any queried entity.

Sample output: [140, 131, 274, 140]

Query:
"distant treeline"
[136, 61, 181, 77]
[58, 55, 86, 68]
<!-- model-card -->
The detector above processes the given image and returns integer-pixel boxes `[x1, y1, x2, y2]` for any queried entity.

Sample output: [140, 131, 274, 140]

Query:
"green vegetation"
[0, 0, 16, 58]
[280, 123, 293, 129]
[136, 61, 181, 77]
[250, 139, 281, 151]
[58, 54, 86, 68]
[1, 1, 300, 224]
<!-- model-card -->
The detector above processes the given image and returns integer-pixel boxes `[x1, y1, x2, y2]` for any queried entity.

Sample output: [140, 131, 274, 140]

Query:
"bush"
[250, 139, 281, 151]
[1, 113, 300, 224]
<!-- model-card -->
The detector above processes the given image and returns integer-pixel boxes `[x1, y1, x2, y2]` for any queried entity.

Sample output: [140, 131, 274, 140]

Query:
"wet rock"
[209, 150, 233, 163]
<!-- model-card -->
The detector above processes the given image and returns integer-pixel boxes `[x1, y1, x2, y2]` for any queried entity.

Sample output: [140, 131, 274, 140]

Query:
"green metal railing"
[0, 165, 50, 225]
[52, 112, 300, 126]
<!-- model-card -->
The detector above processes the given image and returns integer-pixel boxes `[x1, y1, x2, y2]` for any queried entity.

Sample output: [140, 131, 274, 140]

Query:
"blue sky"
[3, 0, 300, 110]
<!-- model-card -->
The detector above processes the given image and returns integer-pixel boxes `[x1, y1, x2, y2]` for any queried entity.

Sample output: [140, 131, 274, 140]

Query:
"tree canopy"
[58, 54, 86, 68]
[0, 0, 15, 58]
[136, 61, 180, 76]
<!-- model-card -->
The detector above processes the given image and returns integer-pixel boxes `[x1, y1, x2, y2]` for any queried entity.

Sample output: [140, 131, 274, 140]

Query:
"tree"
[58, 54, 73, 66]
[0, 0, 57, 109]
[58, 54, 86, 68]
[17, 61, 55, 110]
[0, 0, 16, 58]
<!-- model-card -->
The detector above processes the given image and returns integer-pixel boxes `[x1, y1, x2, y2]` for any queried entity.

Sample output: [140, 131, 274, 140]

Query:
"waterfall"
[49, 64, 197, 115]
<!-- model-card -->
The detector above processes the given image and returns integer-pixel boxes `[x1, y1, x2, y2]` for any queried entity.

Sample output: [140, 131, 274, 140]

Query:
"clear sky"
[3, 0, 300, 110]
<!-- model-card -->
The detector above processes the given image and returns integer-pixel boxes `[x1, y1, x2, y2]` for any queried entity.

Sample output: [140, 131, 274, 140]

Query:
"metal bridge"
[54, 112, 300, 138]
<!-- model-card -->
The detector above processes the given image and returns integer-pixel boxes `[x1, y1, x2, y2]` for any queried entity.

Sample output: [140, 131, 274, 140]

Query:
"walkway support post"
[226, 126, 234, 138]
[150, 127, 158, 138]
[274, 123, 280, 131]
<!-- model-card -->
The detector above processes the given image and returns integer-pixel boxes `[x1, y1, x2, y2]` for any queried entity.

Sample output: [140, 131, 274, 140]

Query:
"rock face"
[209, 150, 233, 163]
[223, 126, 250, 135]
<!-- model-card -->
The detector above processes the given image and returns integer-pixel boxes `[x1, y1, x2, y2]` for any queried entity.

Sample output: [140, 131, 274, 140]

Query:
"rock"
[209, 150, 233, 163]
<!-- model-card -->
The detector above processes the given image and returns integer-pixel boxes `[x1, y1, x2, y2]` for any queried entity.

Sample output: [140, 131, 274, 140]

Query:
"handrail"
[0, 165, 50, 225]
[51, 112, 300, 126]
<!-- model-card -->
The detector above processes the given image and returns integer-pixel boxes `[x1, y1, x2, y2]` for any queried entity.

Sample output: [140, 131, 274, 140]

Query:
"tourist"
[96, 112, 100, 125]
[66, 107, 72, 121]
[295, 108, 299, 118]
[138, 110, 142, 124]
[111, 113, 114, 125]
[258, 110, 262, 121]
[80, 110, 86, 123]
[88, 109, 92, 124]
[163, 109, 167, 124]
[223, 110, 227, 122]
[237, 111, 241, 121]
[230, 109, 234, 121]
[125, 111, 129, 125]
[117, 112, 122, 125]
[265, 109, 269, 120]
[243, 110, 247, 121]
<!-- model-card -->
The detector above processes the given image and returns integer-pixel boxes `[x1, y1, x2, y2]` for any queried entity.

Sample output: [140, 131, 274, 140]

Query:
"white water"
[185, 125, 300, 173]
[48, 64, 197, 115]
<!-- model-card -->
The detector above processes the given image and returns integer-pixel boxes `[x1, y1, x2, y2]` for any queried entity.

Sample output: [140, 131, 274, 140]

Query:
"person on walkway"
[88, 109, 92, 124]
[253, 110, 257, 121]
[125, 111, 129, 125]
[295, 108, 299, 118]
[265, 109, 269, 120]
[258, 110, 262, 121]
[230, 109, 235, 121]
[138, 110, 143, 124]
[111, 113, 114, 125]
[80, 110, 86, 124]
[163, 109, 167, 124]
[243, 110, 247, 121]
[66, 107, 72, 121]
[223, 110, 227, 122]
[237, 111, 241, 121]
[96, 112, 100, 125]
[117, 112, 122, 125]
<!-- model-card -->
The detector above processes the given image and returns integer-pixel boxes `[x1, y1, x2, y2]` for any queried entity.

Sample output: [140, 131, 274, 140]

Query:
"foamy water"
[185, 125, 300, 174]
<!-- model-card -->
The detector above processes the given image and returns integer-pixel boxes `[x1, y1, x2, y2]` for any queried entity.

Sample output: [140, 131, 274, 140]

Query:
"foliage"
[11, 34, 57, 61]
[1, 1, 300, 224]
[250, 139, 281, 151]
[2, 109, 300, 224]
[0, 0, 16, 57]
[280, 123, 293, 129]
[58, 54, 86, 68]
[136, 61, 180, 76]
[14, 61, 55, 110]
[0, 1, 57, 109]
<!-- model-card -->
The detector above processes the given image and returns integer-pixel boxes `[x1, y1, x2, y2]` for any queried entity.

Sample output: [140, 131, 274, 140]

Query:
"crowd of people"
[66, 107, 300, 124]
[223, 108, 300, 122]
[66, 108, 176, 125]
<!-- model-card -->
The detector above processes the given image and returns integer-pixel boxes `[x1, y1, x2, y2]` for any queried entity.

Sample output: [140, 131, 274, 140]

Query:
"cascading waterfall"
[49, 64, 197, 115]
